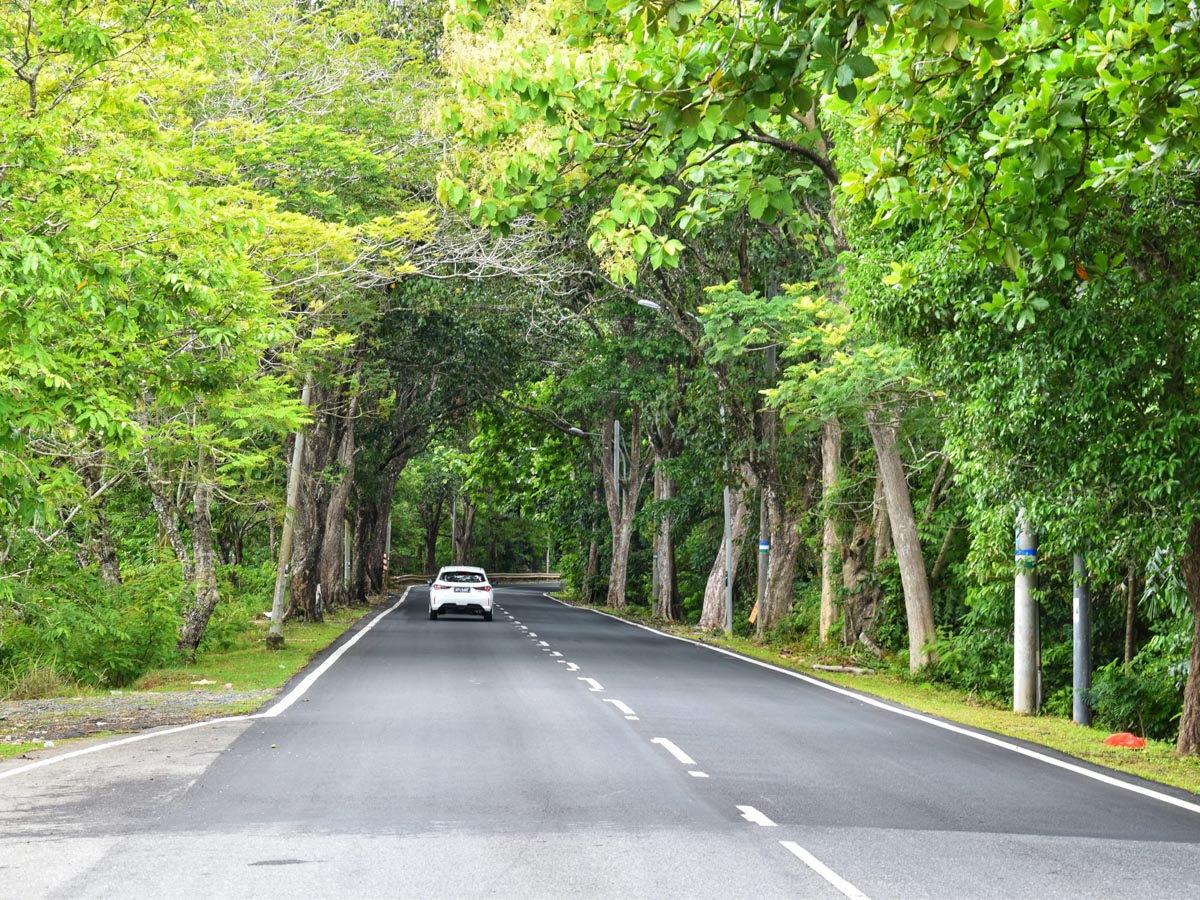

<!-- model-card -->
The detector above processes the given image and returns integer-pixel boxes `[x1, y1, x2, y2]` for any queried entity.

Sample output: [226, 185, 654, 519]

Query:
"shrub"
[1086, 627, 1188, 741]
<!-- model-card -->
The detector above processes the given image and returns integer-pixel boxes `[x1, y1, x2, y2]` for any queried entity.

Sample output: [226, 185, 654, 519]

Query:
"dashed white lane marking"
[737, 805, 777, 827]
[550, 651, 562, 657]
[543, 593, 1200, 819]
[780, 842, 871, 900]
[578, 677, 604, 692]
[689, 771, 709, 778]
[602, 699, 637, 718]
[651, 737, 696, 766]
[537, 640, 549, 647]
[565, 662, 580, 672]
[527, 632, 538, 638]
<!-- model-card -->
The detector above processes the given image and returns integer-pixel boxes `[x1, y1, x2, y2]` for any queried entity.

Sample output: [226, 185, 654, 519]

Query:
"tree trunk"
[452, 494, 477, 565]
[652, 466, 679, 621]
[602, 409, 651, 609]
[290, 380, 354, 622]
[758, 478, 805, 634]
[843, 472, 890, 645]
[819, 417, 842, 642]
[1124, 564, 1139, 667]
[585, 539, 601, 604]
[350, 456, 404, 601]
[178, 450, 221, 657]
[143, 448, 194, 584]
[1175, 519, 1200, 755]
[317, 396, 358, 610]
[700, 465, 755, 629]
[868, 408, 936, 671]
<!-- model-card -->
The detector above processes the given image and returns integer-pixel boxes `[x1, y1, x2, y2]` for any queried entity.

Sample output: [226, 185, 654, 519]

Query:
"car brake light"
[432, 583, 444, 590]
[479, 585, 492, 592]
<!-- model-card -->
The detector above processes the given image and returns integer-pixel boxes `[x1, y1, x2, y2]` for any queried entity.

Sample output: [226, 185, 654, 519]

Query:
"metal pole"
[758, 343, 775, 617]
[1073, 553, 1092, 725]
[1013, 512, 1039, 713]
[343, 519, 351, 589]
[613, 418, 621, 512]
[268, 377, 312, 648]
[723, 484, 733, 635]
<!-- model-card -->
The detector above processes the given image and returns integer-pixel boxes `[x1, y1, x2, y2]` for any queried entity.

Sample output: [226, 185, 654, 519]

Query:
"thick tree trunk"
[1124, 564, 1140, 666]
[290, 380, 355, 622]
[452, 494, 477, 565]
[652, 466, 679, 621]
[585, 540, 601, 604]
[178, 452, 221, 657]
[350, 456, 404, 602]
[758, 479, 805, 634]
[700, 466, 755, 629]
[868, 408, 936, 671]
[1176, 519, 1200, 755]
[819, 417, 842, 642]
[602, 409, 650, 609]
[843, 472, 889, 646]
[316, 396, 357, 610]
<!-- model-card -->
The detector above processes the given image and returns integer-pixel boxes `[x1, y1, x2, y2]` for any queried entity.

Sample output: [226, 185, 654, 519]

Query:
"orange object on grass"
[1104, 732, 1146, 749]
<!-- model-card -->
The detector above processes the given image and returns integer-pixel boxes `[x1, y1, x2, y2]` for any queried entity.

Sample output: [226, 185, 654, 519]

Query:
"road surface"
[2, 583, 1198, 898]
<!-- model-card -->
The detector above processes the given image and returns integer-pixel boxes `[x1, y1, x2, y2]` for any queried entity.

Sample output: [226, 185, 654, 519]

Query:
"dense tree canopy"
[4, 0, 1200, 757]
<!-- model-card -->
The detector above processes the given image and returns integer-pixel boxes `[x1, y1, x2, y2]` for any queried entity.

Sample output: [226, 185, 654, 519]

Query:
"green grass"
[0, 606, 369, 761]
[132, 604, 369, 693]
[571, 599, 1200, 796]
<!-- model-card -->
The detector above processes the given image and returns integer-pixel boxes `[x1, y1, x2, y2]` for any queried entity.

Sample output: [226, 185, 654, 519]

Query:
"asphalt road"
[2, 583, 1199, 899]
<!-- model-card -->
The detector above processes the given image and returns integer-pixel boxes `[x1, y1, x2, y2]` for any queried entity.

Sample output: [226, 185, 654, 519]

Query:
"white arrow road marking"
[550, 651, 562, 657]
[650, 737, 696, 766]
[780, 842, 871, 900]
[565, 662, 580, 672]
[537, 640, 549, 646]
[737, 805, 777, 827]
[689, 771, 709, 778]
[602, 699, 637, 717]
[527, 632, 538, 638]
[578, 677, 604, 692]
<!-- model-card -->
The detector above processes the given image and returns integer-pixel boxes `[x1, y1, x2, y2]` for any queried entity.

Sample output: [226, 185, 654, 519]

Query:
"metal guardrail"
[388, 572, 562, 588]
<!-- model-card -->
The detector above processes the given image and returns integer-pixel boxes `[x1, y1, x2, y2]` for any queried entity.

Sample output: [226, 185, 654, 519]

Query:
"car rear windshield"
[442, 571, 485, 583]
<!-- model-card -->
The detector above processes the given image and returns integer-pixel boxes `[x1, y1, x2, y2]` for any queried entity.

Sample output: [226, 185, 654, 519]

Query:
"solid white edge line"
[0, 715, 252, 783]
[651, 736, 697, 766]
[780, 841, 871, 900]
[542, 592, 1200, 816]
[1, 587, 412, 782]
[259, 587, 410, 718]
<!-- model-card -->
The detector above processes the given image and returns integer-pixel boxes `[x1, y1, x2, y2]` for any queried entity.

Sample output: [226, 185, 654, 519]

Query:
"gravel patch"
[0, 688, 276, 745]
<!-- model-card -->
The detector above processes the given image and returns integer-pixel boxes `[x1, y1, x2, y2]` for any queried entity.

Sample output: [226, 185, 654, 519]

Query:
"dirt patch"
[0, 688, 275, 745]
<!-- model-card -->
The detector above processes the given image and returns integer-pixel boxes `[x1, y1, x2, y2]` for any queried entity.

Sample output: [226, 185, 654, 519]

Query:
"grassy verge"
[567, 599, 1200, 797]
[0, 605, 369, 761]
[132, 604, 370, 693]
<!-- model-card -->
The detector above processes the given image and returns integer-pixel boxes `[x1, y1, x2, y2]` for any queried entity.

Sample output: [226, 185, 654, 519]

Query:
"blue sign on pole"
[759, 541, 770, 553]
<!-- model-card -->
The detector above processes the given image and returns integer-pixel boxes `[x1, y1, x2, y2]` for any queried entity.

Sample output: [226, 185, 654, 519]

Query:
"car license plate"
[454, 586, 469, 593]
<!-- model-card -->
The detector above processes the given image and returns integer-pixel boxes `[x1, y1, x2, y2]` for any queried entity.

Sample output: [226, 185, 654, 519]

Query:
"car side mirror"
[425, 578, 433, 585]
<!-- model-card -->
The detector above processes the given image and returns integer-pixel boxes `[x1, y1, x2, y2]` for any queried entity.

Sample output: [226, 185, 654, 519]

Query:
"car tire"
[429, 609, 438, 620]
[483, 610, 493, 621]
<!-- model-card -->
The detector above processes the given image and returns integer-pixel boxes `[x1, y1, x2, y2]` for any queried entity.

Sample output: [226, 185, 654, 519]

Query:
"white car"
[428, 566, 494, 621]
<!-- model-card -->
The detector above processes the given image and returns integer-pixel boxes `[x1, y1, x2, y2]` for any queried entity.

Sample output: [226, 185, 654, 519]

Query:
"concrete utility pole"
[758, 343, 775, 618]
[613, 417, 622, 511]
[1073, 553, 1092, 725]
[1013, 513, 1040, 713]
[268, 377, 312, 650]
[723, 481, 733, 635]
